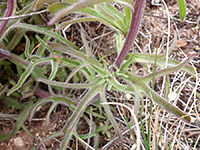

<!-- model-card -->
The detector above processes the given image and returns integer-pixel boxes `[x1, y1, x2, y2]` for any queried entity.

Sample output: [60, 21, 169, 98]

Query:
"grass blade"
[177, 0, 186, 21]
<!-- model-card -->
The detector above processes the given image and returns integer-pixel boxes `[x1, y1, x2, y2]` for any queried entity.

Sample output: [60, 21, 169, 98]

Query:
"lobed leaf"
[61, 84, 105, 149]
[123, 71, 191, 123]
[29, 96, 72, 121]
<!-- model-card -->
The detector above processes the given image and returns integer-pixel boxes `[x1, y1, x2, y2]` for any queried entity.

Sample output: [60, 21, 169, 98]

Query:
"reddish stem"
[0, 0, 14, 37]
[114, 0, 146, 68]
[0, 47, 10, 60]
[33, 86, 51, 98]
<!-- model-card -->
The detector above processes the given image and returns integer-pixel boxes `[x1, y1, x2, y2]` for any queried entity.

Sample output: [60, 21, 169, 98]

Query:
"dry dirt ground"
[0, 0, 200, 150]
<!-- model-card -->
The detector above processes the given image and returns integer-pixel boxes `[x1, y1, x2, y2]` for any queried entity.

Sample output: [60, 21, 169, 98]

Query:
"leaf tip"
[48, 19, 55, 26]
[182, 115, 191, 123]
[6, 90, 12, 96]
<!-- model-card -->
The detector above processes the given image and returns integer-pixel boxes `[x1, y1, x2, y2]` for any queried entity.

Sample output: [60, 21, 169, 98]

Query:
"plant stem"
[114, 0, 145, 68]
[0, 48, 10, 60]
[0, 0, 14, 37]
[33, 86, 51, 98]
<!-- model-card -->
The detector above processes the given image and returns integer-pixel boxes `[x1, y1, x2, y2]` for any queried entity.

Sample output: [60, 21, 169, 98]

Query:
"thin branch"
[0, 9, 48, 21]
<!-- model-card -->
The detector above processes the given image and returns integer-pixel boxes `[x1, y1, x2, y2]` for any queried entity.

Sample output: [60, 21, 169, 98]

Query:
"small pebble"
[14, 137, 24, 147]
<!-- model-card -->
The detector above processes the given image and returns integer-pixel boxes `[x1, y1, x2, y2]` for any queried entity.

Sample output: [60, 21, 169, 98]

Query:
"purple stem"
[0, 47, 10, 60]
[33, 86, 51, 98]
[114, 0, 146, 69]
[0, 0, 14, 37]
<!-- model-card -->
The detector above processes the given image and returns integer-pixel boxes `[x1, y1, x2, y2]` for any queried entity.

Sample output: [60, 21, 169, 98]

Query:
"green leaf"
[64, 64, 89, 83]
[62, 0, 79, 3]
[0, 101, 33, 141]
[129, 53, 196, 77]
[48, 2, 71, 14]
[35, 35, 54, 53]
[123, 6, 131, 25]
[120, 54, 134, 71]
[36, 35, 52, 56]
[81, 66, 96, 82]
[108, 75, 126, 92]
[7, 64, 34, 96]
[102, 3, 124, 20]
[61, 83, 105, 149]
[142, 53, 197, 82]
[48, 42, 86, 61]
[48, 0, 134, 25]
[56, 17, 98, 31]
[49, 59, 59, 80]
[1, 96, 25, 109]
[49, 3, 124, 33]
[100, 90, 124, 141]
[24, 35, 31, 59]
[82, 7, 123, 33]
[36, 131, 63, 149]
[123, 71, 191, 123]
[73, 132, 96, 150]
[29, 96, 72, 126]
[7, 23, 78, 50]
[80, 28, 92, 57]
[177, 0, 186, 21]
[32, 57, 53, 66]
[36, 77, 101, 89]
[32, 0, 57, 11]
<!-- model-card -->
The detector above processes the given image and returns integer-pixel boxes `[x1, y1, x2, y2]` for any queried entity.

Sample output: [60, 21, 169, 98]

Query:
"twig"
[0, 9, 48, 21]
